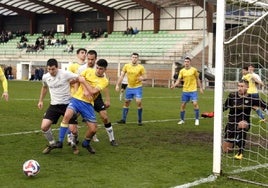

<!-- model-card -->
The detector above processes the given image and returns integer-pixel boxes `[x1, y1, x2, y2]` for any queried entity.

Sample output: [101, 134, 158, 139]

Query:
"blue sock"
[122, 108, 129, 121]
[82, 139, 90, 147]
[194, 109, 199, 120]
[59, 127, 68, 143]
[180, 111, 185, 121]
[256, 109, 264, 119]
[138, 108, 142, 122]
[58, 122, 69, 142]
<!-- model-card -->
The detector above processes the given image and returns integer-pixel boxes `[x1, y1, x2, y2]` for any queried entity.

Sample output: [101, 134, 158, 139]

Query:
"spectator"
[60, 37, 68, 45]
[20, 35, 28, 43]
[34, 67, 40, 80]
[133, 27, 139, 34]
[38, 67, 44, 81]
[81, 31, 87, 39]
[124, 27, 134, 35]
[63, 44, 74, 53]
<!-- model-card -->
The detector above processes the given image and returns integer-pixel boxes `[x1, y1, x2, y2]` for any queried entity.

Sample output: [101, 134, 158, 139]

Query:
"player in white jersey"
[119, 73, 128, 101]
[77, 50, 118, 146]
[38, 58, 79, 154]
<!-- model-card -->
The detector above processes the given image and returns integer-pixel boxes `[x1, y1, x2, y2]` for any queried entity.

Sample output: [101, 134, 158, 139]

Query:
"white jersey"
[122, 74, 128, 84]
[77, 63, 91, 74]
[252, 72, 261, 82]
[42, 69, 78, 105]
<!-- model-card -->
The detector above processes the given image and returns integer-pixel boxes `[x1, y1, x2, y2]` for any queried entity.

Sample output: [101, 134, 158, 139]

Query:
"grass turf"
[0, 80, 261, 187]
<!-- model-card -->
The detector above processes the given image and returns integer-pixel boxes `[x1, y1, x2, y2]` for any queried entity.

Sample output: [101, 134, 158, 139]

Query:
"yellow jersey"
[73, 68, 108, 104]
[122, 63, 146, 88]
[0, 67, 8, 92]
[68, 62, 86, 95]
[178, 67, 199, 92]
[242, 73, 258, 94]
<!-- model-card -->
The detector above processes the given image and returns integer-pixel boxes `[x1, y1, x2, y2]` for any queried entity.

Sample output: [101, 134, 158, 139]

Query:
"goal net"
[219, 0, 268, 186]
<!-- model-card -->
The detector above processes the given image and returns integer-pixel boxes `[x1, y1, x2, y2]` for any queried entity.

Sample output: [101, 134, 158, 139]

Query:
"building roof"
[0, 0, 210, 16]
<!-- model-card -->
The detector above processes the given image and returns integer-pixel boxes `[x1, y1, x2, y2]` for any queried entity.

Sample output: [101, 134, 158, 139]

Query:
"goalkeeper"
[222, 79, 268, 160]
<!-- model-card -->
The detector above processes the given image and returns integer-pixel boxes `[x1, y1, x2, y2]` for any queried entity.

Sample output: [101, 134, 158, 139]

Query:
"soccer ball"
[22, 159, 40, 177]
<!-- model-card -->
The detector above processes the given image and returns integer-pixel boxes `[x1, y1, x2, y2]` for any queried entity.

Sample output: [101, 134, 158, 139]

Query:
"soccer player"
[170, 57, 203, 126]
[77, 50, 118, 146]
[115, 52, 147, 125]
[64, 48, 87, 146]
[0, 66, 8, 101]
[222, 79, 268, 160]
[38, 58, 79, 154]
[61, 59, 109, 154]
[241, 66, 265, 120]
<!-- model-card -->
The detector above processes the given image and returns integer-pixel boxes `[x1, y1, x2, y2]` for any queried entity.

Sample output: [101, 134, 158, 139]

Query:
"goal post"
[213, 0, 225, 176]
[213, 0, 268, 186]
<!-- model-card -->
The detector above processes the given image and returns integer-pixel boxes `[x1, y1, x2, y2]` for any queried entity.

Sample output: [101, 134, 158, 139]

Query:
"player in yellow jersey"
[61, 59, 109, 154]
[0, 66, 8, 101]
[68, 48, 87, 95]
[59, 48, 87, 147]
[115, 52, 147, 125]
[242, 66, 265, 120]
[78, 50, 117, 146]
[171, 57, 203, 126]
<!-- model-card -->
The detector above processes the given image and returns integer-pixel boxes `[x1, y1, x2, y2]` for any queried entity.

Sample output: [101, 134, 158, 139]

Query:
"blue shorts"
[181, 91, 198, 103]
[67, 98, 96, 123]
[125, 86, 143, 100]
[250, 93, 259, 98]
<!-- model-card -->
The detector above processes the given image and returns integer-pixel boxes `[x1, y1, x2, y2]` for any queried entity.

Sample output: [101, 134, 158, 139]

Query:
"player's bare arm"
[170, 78, 181, 89]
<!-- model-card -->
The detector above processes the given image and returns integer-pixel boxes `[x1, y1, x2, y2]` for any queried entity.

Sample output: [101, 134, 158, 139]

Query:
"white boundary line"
[0, 119, 179, 137]
[172, 175, 218, 188]
[229, 163, 268, 174]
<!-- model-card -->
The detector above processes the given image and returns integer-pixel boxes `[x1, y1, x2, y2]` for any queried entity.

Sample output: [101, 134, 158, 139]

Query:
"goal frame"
[212, 0, 225, 175]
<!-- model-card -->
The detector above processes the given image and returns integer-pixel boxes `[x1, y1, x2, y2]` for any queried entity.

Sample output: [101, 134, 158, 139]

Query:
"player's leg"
[234, 120, 249, 160]
[120, 88, 124, 101]
[191, 91, 200, 126]
[58, 100, 79, 154]
[99, 110, 118, 146]
[222, 122, 235, 153]
[135, 86, 143, 126]
[117, 87, 132, 124]
[58, 107, 75, 145]
[251, 93, 265, 120]
[136, 99, 142, 125]
[68, 114, 79, 154]
[41, 105, 61, 154]
[178, 92, 188, 124]
[82, 121, 97, 154]
[41, 119, 57, 154]
[79, 102, 97, 154]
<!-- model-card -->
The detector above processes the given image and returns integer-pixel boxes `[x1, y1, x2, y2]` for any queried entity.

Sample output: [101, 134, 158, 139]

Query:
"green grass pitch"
[0, 81, 259, 187]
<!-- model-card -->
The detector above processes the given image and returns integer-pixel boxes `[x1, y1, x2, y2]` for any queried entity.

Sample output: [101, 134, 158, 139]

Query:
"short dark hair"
[132, 52, 139, 57]
[97, 59, 108, 68]
[184, 56, 191, 61]
[242, 65, 248, 70]
[87, 50, 97, 58]
[76, 48, 87, 54]
[47, 58, 58, 67]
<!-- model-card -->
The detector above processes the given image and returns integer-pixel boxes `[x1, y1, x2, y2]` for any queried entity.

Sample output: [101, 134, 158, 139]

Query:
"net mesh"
[222, 0, 268, 186]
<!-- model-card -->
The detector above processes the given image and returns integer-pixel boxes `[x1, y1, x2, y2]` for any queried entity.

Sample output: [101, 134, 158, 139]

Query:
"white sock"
[105, 127, 114, 141]
[43, 128, 55, 145]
